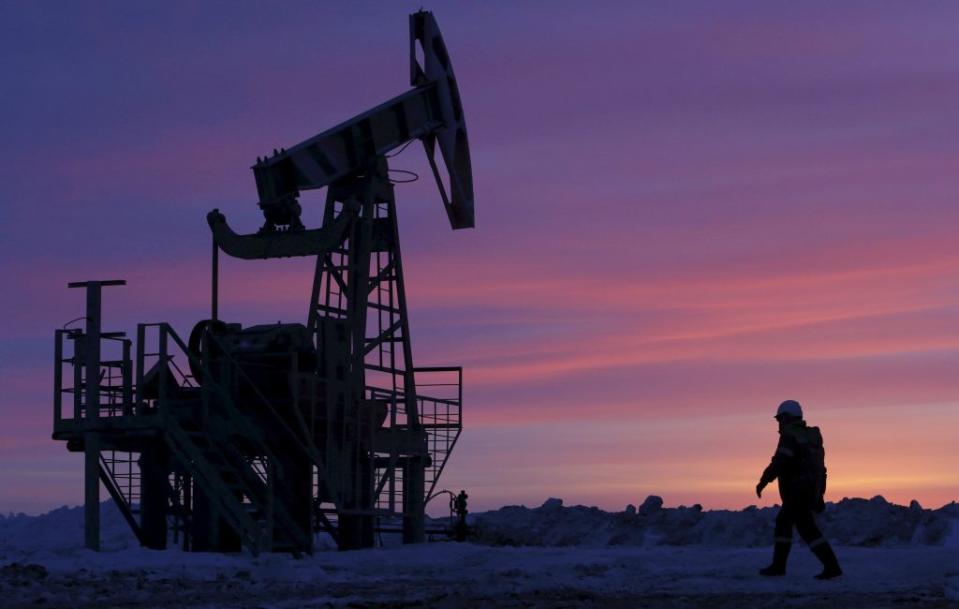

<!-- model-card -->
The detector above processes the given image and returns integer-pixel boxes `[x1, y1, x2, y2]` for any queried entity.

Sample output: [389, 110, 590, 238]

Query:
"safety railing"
[414, 367, 462, 502]
[53, 330, 134, 429]
[368, 366, 462, 512]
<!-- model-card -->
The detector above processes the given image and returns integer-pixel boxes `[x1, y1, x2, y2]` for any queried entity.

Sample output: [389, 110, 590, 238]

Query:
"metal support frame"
[306, 162, 430, 547]
[51, 10, 470, 556]
[63, 280, 126, 550]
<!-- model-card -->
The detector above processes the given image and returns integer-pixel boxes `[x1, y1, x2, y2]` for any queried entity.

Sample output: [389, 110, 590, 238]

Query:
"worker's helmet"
[775, 400, 803, 420]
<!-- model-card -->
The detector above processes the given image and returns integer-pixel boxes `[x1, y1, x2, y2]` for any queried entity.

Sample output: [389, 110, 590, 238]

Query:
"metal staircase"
[160, 325, 313, 556]
[164, 419, 270, 552]
[98, 452, 145, 544]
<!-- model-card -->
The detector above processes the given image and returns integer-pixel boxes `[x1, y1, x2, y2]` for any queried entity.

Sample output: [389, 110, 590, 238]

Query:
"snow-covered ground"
[2, 498, 957, 608]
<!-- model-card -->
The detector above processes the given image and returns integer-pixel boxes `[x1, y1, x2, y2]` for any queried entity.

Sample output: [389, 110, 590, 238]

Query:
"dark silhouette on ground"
[756, 400, 842, 579]
[453, 490, 470, 542]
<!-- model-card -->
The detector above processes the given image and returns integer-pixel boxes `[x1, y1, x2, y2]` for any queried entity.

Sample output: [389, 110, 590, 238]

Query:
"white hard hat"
[775, 400, 803, 419]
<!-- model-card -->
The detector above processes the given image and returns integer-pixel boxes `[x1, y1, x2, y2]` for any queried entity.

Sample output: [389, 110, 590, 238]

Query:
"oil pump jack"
[52, 11, 472, 554]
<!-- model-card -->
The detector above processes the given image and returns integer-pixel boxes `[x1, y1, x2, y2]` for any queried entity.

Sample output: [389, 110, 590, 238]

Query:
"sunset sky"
[1, 1, 957, 515]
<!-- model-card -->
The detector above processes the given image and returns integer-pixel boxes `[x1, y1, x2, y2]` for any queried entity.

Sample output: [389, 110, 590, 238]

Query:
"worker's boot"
[759, 541, 790, 576]
[811, 541, 842, 580]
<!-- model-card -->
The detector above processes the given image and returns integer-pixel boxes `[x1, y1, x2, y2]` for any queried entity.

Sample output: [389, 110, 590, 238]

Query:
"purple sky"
[2, 2, 958, 514]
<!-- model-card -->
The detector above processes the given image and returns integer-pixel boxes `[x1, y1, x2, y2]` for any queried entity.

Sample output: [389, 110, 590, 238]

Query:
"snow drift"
[470, 496, 959, 548]
[1, 495, 956, 559]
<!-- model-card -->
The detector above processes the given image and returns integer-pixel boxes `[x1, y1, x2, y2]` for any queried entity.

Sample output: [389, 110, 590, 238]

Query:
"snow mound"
[2, 496, 957, 557]
[0, 502, 136, 560]
[471, 496, 959, 548]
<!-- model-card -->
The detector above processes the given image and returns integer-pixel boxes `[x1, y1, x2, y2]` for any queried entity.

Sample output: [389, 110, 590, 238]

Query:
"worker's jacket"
[760, 420, 819, 507]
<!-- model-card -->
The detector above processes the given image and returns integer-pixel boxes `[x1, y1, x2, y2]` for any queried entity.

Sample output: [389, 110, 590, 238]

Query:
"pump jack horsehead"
[52, 10, 472, 555]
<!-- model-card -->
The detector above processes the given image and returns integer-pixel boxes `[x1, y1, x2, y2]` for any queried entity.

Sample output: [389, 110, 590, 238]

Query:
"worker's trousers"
[774, 502, 827, 548]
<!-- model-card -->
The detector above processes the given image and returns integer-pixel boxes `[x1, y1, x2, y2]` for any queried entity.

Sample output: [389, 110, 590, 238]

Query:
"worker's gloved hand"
[756, 481, 766, 498]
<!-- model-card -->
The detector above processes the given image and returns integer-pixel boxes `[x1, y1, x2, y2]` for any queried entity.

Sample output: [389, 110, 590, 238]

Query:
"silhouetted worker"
[453, 490, 469, 542]
[756, 400, 842, 579]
